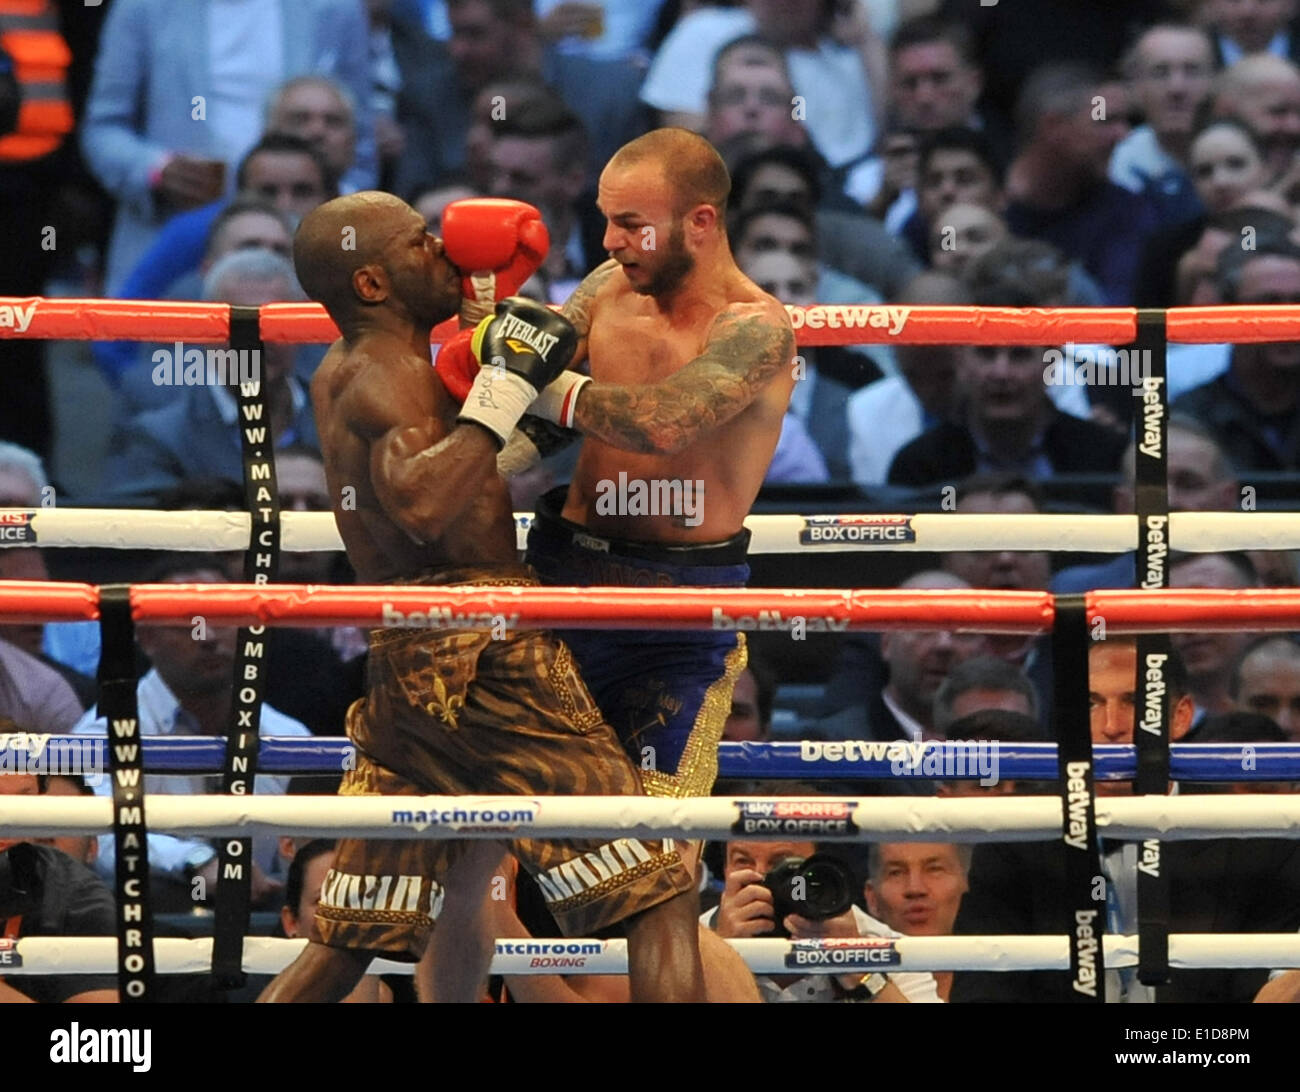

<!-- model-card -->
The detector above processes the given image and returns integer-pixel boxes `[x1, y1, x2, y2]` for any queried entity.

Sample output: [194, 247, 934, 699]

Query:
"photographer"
[703, 835, 940, 1003]
[1, 759, 118, 1003]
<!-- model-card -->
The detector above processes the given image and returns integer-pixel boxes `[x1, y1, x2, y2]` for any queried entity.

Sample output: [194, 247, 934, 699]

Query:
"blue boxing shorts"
[524, 486, 749, 797]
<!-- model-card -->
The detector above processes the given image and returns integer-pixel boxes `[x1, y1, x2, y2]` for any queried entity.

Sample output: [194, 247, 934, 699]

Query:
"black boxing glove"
[457, 297, 579, 447]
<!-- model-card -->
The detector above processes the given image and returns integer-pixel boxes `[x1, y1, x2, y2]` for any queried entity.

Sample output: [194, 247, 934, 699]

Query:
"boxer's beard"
[638, 223, 695, 299]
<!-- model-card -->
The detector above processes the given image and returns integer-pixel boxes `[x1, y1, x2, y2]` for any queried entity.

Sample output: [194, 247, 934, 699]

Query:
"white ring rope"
[5, 794, 1300, 841]
[5, 934, 1299, 977]
[5, 508, 1300, 553]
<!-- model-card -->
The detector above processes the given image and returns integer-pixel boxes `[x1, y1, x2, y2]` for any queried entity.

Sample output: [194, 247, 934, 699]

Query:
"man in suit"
[818, 571, 988, 743]
[80, 0, 374, 294]
[1205, 0, 1300, 67]
[100, 249, 317, 503]
[951, 637, 1300, 1003]
[392, 0, 647, 197]
[887, 239, 1127, 497]
[1173, 240, 1300, 473]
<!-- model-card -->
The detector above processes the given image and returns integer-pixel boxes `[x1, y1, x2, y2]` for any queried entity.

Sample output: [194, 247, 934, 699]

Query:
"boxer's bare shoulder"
[560, 258, 620, 363]
[310, 332, 514, 581]
[565, 261, 793, 443]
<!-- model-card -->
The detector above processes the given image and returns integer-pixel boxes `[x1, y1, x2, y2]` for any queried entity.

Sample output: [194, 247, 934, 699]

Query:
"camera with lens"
[762, 854, 857, 937]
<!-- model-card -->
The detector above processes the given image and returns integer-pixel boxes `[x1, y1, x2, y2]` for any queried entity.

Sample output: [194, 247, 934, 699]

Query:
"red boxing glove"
[433, 326, 480, 402]
[442, 198, 550, 324]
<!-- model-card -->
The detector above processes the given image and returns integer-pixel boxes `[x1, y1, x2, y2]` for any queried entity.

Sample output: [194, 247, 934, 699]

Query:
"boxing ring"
[4, 295, 1300, 1001]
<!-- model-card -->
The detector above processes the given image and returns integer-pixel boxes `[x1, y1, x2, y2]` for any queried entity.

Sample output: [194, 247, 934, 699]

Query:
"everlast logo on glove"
[457, 296, 580, 446]
[495, 314, 560, 361]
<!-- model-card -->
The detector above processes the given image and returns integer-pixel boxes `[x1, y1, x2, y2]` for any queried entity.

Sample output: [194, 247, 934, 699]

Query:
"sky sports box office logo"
[799, 516, 916, 545]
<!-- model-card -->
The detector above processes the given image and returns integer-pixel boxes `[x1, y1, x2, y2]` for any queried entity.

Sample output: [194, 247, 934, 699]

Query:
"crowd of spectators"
[4, 0, 1300, 1005]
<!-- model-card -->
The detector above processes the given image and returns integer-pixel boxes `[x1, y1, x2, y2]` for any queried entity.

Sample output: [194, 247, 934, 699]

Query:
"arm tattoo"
[561, 260, 618, 339]
[574, 304, 794, 455]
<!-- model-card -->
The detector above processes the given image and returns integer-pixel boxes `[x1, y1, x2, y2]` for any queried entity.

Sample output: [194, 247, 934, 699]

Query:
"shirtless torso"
[561, 258, 795, 542]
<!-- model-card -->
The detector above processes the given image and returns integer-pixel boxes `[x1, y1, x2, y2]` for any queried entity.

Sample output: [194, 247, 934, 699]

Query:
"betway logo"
[1073, 908, 1101, 997]
[711, 608, 849, 632]
[1137, 375, 1165, 458]
[0, 301, 36, 333]
[1140, 653, 1168, 735]
[802, 740, 913, 763]
[1063, 760, 1092, 851]
[382, 603, 518, 630]
[785, 305, 910, 335]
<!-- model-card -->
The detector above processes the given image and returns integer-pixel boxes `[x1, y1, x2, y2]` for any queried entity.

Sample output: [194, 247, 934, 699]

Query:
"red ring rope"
[2, 581, 1299, 633]
[5, 297, 1300, 346]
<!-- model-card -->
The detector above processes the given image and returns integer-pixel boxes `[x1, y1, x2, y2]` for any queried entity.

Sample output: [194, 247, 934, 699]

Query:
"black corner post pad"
[211, 301, 280, 988]
[1129, 312, 1173, 986]
[227, 303, 262, 354]
[1051, 594, 1105, 1002]
[96, 584, 156, 1003]
[1131, 308, 1170, 528]
[1130, 308, 1172, 986]
[1133, 631, 1173, 987]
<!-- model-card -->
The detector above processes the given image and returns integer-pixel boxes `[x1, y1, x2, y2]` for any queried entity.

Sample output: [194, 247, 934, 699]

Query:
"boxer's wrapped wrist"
[459, 273, 497, 326]
[530, 370, 590, 429]
[498, 428, 543, 476]
[457, 367, 538, 447]
[498, 416, 580, 476]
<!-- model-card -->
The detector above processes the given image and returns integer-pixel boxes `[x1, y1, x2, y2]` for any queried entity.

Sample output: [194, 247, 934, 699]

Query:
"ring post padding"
[96, 583, 156, 1003]
[1052, 594, 1105, 1002]
[1133, 308, 1172, 986]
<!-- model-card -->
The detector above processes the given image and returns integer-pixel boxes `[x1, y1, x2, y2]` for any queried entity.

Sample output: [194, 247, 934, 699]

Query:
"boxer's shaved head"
[295, 190, 457, 331]
[295, 192, 403, 312]
[609, 128, 731, 220]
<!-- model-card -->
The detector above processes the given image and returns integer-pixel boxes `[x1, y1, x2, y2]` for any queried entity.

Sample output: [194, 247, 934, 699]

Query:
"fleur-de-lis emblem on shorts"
[426, 674, 464, 729]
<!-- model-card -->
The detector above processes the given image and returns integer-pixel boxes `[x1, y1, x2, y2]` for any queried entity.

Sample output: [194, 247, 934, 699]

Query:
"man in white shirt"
[640, 0, 884, 193]
[73, 556, 312, 905]
[81, 0, 374, 292]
